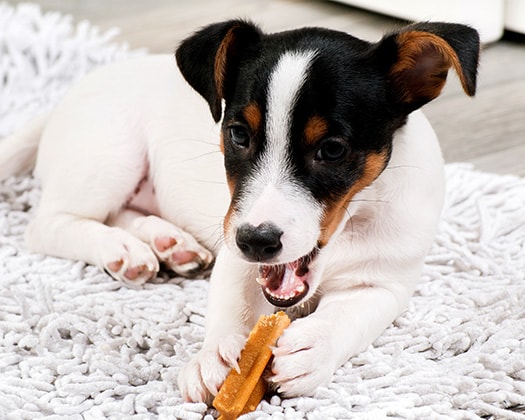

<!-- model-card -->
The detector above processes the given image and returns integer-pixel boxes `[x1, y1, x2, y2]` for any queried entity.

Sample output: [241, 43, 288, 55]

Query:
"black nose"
[235, 222, 283, 262]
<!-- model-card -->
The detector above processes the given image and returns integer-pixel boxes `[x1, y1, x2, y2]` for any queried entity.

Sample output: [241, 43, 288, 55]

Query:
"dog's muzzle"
[235, 221, 319, 307]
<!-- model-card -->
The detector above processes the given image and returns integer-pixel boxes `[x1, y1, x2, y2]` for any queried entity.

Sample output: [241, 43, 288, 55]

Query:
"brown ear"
[176, 20, 262, 122]
[379, 22, 480, 111]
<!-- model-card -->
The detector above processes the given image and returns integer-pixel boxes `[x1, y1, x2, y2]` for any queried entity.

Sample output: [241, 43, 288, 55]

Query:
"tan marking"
[223, 201, 236, 239]
[319, 151, 388, 246]
[391, 31, 469, 105]
[220, 131, 225, 154]
[304, 115, 329, 145]
[214, 25, 240, 99]
[221, 127, 236, 236]
[223, 163, 237, 235]
[243, 103, 262, 134]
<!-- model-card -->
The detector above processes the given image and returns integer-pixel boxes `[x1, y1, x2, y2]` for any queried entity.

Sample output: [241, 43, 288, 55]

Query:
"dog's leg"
[178, 246, 271, 403]
[270, 284, 412, 397]
[107, 208, 214, 277]
[26, 209, 159, 286]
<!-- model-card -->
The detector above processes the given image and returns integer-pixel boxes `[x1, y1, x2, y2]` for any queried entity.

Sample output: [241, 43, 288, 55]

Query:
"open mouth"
[256, 248, 318, 308]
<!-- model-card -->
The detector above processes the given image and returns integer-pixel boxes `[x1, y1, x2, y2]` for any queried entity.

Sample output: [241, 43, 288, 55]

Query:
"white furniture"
[505, 0, 525, 35]
[332, 0, 525, 42]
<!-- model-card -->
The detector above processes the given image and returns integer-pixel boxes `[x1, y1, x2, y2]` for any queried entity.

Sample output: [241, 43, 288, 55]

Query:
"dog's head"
[176, 20, 479, 307]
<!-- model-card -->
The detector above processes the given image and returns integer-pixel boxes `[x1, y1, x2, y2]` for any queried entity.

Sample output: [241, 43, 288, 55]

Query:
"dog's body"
[0, 21, 479, 402]
[1, 55, 226, 282]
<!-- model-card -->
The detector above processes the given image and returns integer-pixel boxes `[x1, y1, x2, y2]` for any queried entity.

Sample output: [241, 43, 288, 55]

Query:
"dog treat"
[213, 311, 291, 419]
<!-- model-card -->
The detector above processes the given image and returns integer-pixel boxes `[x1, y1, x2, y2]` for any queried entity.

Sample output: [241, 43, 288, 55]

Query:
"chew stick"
[213, 311, 291, 419]
[239, 376, 266, 416]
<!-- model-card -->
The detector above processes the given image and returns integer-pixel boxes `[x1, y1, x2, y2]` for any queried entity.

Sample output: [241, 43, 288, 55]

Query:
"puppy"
[0, 20, 479, 402]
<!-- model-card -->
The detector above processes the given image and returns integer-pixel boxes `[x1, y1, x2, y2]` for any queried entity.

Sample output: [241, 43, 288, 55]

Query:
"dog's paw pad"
[106, 259, 124, 273]
[172, 250, 199, 265]
[105, 260, 157, 285]
[102, 237, 159, 286]
[153, 234, 213, 278]
[123, 264, 155, 281]
[154, 236, 178, 253]
[171, 251, 213, 277]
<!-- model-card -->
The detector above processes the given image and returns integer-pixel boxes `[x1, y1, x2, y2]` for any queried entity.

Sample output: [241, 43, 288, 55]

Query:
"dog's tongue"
[264, 264, 304, 295]
[257, 258, 310, 307]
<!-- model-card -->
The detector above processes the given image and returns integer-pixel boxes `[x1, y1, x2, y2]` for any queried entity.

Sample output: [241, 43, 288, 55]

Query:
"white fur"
[2, 55, 225, 285]
[0, 54, 444, 401]
[266, 51, 315, 164]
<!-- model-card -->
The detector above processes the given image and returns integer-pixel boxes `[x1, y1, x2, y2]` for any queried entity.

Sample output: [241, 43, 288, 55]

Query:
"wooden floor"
[15, 0, 525, 176]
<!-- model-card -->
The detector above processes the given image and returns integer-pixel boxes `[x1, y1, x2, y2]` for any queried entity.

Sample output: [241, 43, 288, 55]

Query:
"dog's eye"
[316, 138, 347, 161]
[229, 126, 250, 148]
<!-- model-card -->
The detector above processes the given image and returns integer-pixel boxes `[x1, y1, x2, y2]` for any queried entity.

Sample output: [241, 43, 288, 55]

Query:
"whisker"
[348, 215, 355, 245]
[385, 164, 420, 170]
[176, 150, 222, 163]
[213, 239, 225, 251]
[350, 198, 389, 204]
[171, 138, 221, 147]
[192, 218, 225, 248]
[196, 180, 227, 185]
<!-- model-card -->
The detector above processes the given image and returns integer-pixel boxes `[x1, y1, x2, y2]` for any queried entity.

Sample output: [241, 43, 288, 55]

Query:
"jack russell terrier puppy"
[0, 20, 479, 402]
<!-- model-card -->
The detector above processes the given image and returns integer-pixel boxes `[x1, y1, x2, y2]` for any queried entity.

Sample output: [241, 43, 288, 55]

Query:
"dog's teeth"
[265, 286, 305, 302]
[256, 276, 266, 285]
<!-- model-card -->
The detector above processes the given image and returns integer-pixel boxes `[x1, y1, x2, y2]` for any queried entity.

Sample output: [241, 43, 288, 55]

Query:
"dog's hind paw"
[102, 232, 160, 287]
[104, 258, 158, 286]
[178, 334, 246, 403]
[152, 231, 214, 278]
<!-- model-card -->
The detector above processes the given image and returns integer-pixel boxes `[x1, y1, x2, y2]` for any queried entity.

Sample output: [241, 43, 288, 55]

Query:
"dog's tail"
[0, 113, 49, 181]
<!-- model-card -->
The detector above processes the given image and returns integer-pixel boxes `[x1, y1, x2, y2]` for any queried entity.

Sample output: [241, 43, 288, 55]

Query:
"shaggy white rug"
[1, 3, 524, 419]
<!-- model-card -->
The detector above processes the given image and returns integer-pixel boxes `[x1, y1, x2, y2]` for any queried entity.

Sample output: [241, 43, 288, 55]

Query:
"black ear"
[176, 20, 262, 122]
[376, 22, 480, 112]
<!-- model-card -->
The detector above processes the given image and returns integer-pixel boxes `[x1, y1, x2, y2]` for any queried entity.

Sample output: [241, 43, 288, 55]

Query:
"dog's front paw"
[178, 334, 246, 403]
[270, 317, 336, 397]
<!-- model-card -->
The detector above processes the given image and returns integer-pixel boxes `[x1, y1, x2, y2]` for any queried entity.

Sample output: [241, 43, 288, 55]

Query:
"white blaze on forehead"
[264, 50, 317, 180]
[230, 50, 322, 263]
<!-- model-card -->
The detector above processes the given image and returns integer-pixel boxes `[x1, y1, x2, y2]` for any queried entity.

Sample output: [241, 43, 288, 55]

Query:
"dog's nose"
[236, 222, 283, 262]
